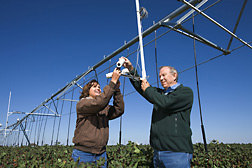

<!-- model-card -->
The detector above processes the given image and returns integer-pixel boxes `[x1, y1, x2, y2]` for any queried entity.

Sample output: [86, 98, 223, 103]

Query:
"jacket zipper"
[175, 114, 178, 134]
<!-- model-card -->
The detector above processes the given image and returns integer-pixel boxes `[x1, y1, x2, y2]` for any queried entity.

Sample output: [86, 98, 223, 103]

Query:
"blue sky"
[0, 0, 252, 145]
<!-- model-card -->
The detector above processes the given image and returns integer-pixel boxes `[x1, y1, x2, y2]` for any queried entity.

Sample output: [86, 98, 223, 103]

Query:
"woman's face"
[89, 82, 101, 99]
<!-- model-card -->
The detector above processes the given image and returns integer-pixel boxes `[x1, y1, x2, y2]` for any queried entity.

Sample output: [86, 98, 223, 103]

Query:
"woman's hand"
[111, 68, 121, 84]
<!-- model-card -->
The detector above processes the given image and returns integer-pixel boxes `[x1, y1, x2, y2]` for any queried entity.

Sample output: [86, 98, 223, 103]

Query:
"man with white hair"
[121, 57, 194, 168]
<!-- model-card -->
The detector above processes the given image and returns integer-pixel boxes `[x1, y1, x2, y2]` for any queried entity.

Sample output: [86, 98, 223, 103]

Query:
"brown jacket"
[72, 81, 124, 154]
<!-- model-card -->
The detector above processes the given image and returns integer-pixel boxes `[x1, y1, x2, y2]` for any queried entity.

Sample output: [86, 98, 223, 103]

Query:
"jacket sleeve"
[144, 85, 193, 113]
[129, 68, 148, 97]
[107, 87, 124, 120]
[129, 68, 193, 113]
[129, 68, 160, 103]
[76, 81, 117, 117]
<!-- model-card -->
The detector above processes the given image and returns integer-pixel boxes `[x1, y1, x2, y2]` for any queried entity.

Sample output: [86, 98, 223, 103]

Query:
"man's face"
[159, 67, 177, 90]
[89, 82, 101, 99]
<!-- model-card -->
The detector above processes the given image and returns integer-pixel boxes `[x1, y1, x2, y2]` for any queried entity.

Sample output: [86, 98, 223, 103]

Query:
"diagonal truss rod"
[57, 99, 79, 102]
[75, 82, 83, 89]
[43, 104, 60, 116]
[161, 22, 230, 54]
[227, 0, 247, 50]
[179, 0, 252, 49]
[19, 122, 30, 146]
[176, 0, 208, 24]
[6, 0, 205, 133]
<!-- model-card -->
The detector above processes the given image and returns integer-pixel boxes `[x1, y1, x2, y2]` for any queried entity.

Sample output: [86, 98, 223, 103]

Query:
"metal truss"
[2, 0, 251, 146]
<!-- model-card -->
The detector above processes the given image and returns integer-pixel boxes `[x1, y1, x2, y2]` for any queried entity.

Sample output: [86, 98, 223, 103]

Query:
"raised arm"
[107, 81, 124, 120]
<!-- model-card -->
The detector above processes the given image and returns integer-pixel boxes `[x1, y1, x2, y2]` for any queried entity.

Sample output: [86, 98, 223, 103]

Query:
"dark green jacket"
[130, 69, 193, 153]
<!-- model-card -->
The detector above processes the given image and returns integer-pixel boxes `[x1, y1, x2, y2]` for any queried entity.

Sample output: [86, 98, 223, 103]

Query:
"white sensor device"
[116, 59, 125, 68]
[106, 72, 113, 78]
[106, 68, 129, 78]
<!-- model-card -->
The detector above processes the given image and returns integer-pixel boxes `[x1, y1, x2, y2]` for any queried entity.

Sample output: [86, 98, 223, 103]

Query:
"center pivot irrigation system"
[1, 0, 251, 151]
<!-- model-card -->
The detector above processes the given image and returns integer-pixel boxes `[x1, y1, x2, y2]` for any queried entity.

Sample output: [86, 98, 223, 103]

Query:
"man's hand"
[120, 57, 133, 71]
[141, 79, 150, 91]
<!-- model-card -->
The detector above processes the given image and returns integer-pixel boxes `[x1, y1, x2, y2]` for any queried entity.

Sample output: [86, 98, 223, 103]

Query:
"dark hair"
[79, 79, 99, 100]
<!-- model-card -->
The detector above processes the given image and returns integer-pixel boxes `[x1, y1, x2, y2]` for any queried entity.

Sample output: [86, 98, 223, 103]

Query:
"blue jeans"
[72, 148, 107, 167]
[153, 150, 193, 168]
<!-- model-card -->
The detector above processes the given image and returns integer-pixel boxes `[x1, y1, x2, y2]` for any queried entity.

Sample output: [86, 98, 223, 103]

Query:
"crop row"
[0, 140, 251, 167]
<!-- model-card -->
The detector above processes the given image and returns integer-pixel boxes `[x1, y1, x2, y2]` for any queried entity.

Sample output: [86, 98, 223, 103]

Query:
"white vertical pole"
[4, 91, 11, 146]
[135, 0, 147, 79]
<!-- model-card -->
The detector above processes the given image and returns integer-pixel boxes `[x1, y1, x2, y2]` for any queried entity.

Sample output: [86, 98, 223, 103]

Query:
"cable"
[154, 24, 159, 88]
[56, 94, 65, 145]
[66, 89, 74, 146]
[50, 99, 58, 145]
[41, 105, 50, 146]
[192, 14, 208, 153]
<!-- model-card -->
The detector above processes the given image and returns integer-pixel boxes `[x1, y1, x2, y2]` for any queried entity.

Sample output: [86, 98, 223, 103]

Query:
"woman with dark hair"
[72, 68, 124, 167]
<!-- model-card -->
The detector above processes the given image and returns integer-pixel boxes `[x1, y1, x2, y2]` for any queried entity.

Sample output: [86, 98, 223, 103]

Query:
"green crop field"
[1, 140, 251, 167]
